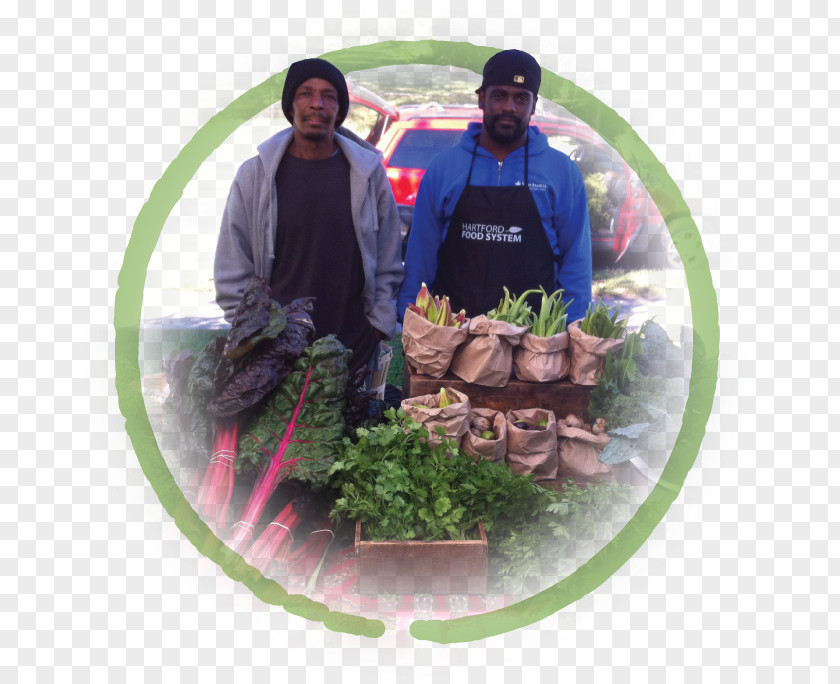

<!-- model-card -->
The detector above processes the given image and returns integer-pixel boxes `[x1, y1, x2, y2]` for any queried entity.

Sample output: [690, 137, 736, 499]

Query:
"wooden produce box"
[402, 363, 594, 419]
[354, 520, 488, 595]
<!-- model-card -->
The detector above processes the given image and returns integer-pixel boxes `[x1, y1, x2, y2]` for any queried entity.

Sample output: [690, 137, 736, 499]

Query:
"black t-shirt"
[269, 148, 378, 374]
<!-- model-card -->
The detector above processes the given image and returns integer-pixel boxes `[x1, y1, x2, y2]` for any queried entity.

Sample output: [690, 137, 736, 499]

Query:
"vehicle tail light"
[386, 167, 424, 206]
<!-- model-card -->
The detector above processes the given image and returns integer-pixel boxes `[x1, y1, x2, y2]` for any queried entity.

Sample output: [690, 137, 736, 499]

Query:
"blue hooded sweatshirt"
[397, 122, 592, 323]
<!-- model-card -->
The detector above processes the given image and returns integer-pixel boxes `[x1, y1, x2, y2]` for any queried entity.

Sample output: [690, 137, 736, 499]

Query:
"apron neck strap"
[466, 133, 530, 186]
[466, 135, 479, 186]
[524, 134, 529, 184]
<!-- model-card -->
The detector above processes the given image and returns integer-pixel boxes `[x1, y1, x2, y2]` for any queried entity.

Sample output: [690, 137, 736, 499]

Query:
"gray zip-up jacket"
[214, 126, 404, 337]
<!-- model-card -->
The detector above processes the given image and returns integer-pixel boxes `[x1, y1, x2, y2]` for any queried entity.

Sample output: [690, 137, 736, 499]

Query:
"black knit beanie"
[281, 58, 350, 127]
[476, 49, 541, 96]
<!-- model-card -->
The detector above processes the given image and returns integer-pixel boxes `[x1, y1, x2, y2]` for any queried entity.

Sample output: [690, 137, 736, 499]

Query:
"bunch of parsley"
[490, 479, 634, 595]
[327, 408, 549, 541]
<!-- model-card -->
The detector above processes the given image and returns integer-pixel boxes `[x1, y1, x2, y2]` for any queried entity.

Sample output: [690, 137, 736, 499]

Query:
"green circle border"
[114, 39, 719, 643]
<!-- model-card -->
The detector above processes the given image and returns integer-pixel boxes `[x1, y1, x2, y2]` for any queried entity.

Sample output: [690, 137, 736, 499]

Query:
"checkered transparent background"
[3, 1, 837, 681]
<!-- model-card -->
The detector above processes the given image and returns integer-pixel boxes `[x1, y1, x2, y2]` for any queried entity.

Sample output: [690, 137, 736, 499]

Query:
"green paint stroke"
[114, 39, 718, 645]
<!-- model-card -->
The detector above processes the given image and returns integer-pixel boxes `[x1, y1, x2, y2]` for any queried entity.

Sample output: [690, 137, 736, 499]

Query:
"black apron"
[434, 137, 555, 317]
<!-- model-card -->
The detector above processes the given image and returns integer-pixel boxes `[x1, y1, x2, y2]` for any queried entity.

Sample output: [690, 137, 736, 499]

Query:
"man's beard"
[484, 112, 529, 145]
[300, 128, 331, 142]
[297, 114, 335, 142]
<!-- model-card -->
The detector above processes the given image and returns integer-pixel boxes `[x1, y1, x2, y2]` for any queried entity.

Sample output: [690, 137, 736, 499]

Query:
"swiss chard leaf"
[235, 335, 351, 488]
[207, 296, 316, 418]
[222, 276, 286, 360]
[341, 365, 386, 434]
[179, 335, 226, 453]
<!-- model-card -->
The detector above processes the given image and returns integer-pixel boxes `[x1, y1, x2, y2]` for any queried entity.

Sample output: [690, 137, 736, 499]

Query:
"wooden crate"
[354, 519, 488, 595]
[402, 363, 594, 419]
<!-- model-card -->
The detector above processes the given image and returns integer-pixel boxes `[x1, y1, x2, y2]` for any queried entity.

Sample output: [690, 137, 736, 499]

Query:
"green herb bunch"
[588, 321, 667, 429]
[486, 287, 541, 325]
[491, 479, 634, 595]
[526, 287, 573, 337]
[579, 299, 628, 339]
[328, 408, 546, 541]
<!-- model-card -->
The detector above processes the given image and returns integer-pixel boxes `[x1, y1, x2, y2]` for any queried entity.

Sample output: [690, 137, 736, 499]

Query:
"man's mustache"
[491, 115, 522, 124]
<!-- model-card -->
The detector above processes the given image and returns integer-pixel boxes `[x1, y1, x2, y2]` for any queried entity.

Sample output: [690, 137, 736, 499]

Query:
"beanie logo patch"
[513, 75, 525, 83]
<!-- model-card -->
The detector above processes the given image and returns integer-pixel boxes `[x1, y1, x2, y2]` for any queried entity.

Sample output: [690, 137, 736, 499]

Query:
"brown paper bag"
[556, 423, 612, 478]
[401, 308, 469, 378]
[461, 408, 507, 463]
[400, 387, 471, 445]
[512, 331, 571, 383]
[567, 319, 625, 385]
[504, 408, 558, 482]
[450, 315, 528, 387]
[368, 342, 393, 399]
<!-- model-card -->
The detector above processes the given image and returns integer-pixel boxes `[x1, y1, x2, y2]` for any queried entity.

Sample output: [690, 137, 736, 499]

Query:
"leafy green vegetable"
[633, 319, 684, 378]
[486, 287, 541, 325]
[221, 277, 288, 361]
[490, 479, 634, 595]
[207, 291, 315, 418]
[328, 409, 547, 541]
[340, 365, 386, 436]
[579, 299, 627, 339]
[227, 335, 352, 552]
[590, 376, 666, 428]
[597, 423, 650, 465]
[236, 335, 351, 482]
[589, 320, 667, 429]
[593, 329, 644, 395]
[172, 335, 226, 454]
[526, 287, 572, 337]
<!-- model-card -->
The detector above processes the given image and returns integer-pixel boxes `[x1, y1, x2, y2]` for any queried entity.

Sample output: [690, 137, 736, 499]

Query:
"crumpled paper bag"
[504, 408, 558, 482]
[567, 319, 625, 385]
[450, 315, 527, 387]
[401, 307, 469, 378]
[400, 387, 471, 446]
[461, 408, 507, 464]
[512, 330, 571, 383]
[556, 422, 612, 477]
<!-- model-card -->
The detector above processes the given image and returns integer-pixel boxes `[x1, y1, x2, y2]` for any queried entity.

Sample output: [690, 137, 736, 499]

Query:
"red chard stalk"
[241, 500, 301, 574]
[193, 418, 239, 530]
[228, 336, 351, 554]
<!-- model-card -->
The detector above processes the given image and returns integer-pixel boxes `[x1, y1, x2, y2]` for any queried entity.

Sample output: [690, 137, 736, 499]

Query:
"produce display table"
[402, 363, 595, 419]
[401, 363, 614, 487]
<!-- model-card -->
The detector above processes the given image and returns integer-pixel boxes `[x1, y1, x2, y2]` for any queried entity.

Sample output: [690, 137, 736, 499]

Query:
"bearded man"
[214, 58, 404, 375]
[397, 49, 591, 322]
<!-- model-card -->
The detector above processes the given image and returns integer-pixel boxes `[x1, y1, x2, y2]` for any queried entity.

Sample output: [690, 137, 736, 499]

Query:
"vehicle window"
[344, 103, 385, 144]
[545, 133, 635, 234]
[545, 134, 582, 158]
[389, 130, 464, 169]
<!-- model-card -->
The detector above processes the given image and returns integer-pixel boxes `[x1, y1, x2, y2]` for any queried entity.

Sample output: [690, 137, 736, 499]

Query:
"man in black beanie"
[397, 49, 592, 323]
[214, 58, 404, 377]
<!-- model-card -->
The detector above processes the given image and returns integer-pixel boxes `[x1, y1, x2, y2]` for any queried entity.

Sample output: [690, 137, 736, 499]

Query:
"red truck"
[374, 102, 678, 267]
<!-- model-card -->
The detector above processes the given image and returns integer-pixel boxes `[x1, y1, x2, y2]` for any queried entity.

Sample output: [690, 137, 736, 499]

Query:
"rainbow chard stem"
[227, 367, 314, 553]
[194, 418, 239, 531]
[242, 501, 300, 574]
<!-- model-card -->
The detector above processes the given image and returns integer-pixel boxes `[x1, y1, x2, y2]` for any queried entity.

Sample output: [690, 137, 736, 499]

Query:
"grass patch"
[592, 268, 667, 301]
[385, 332, 404, 388]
